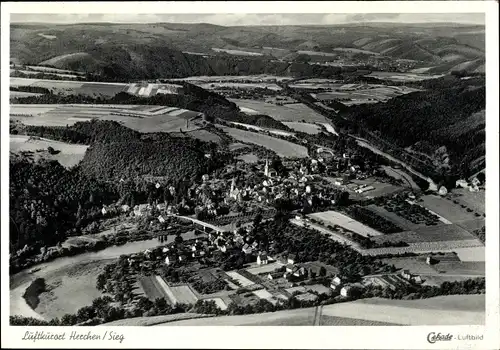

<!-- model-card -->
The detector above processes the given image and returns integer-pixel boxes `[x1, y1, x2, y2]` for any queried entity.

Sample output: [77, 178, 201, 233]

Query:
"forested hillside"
[10, 157, 118, 251]
[343, 80, 485, 176]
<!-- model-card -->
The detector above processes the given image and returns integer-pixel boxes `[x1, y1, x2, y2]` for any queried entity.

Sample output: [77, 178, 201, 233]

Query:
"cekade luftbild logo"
[427, 332, 453, 344]
[427, 332, 484, 344]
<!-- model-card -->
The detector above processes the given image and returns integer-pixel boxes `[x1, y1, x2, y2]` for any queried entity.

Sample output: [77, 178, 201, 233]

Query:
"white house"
[438, 186, 448, 196]
[101, 207, 107, 215]
[287, 254, 296, 265]
[340, 286, 351, 297]
[257, 253, 269, 265]
[469, 184, 480, 192]
[401, 269, 412, 280]
[471, 177, 481, 186]
[242, 244, 254, 255]
[158, 215, 166, 223]
[456, 179, 468, 189]
[165, 255, 174, 265]
[121, 204, 131, 213]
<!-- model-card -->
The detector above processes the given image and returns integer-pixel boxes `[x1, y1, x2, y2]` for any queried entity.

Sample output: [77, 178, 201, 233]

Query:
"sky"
[10, 13, 485, 26]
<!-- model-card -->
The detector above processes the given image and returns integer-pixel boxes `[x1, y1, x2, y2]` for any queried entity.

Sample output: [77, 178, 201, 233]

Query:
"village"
[93, 153, 475, 312]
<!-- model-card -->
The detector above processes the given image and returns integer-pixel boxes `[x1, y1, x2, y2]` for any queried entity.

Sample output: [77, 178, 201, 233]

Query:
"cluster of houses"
[455, 176, 483, 193]
[224, 159, 350, 210]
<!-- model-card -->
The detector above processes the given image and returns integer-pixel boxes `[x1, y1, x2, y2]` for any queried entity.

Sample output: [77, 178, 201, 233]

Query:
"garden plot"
[202, 297, 228, 310]
[169, 285, 199, 305]
[229, 99, 329, 123]
[246, 262, 284, 275]
[154, 277, 199, 305]
[367, 204, 420, 231]
[308, 211, 384, 237]
[138, 275, 167, 301]
[252, 289, 277, 305]
[421, 195, 478, 223]
[221, 127, 308, 158]
[226, 271, 255, 287]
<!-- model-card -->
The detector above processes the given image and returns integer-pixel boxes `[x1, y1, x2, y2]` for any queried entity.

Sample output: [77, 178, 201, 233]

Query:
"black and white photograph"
[1, 1, 498, 349]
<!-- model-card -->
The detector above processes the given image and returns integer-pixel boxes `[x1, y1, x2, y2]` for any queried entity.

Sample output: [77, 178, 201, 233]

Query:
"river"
[10, 238, 164, 320]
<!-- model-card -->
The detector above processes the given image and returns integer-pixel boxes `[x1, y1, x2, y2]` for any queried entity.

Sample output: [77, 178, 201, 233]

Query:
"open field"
[212, 48, 264, 56]
[10, 104, 204, 133]
[456, 218, 485, 233]
[312, 85, 418, 104]
[452, 189, 485, 215]
[10, 91, 43, 98]
[11, 77, 126, 97]
[34, 260, 107, 320]
[25, 65, 85, 75]
[421, 195, 479, 223]
[227, 121, 296, 137]
[282, 122, 321, 134]
[103, 313, 212, 326]
[308, 210, 384, 237]
[39, 52, 90, 66]
[221, 127, 308, 158]
[10, 238, 170, 319]
[229, 99, 330, 123]
[453, 247, 485, 262]
[321, 295, 484, 325]
[158, 307, 317, 326]
[155, 295, 484, 326]
[320, 316, 397, 326]
[365, 71, 445, 82]
[199, 82, 282, 91]
[381, 253, 485, 277]
[10, 135, 89, 168]
[11, 69, 80, 79]
[172, 75, 291, 83]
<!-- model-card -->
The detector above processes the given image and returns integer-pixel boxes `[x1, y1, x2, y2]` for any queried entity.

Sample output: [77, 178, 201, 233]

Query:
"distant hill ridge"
[10, 22, 485, 80]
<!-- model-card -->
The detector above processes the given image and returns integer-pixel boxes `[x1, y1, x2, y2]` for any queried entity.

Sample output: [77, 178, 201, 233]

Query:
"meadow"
[10, 135, 89, 168]
[229, 99, 330, 123]
[10, 104, 203, 134]
[221, 127, 308, 158]
[308, 210, 384, 237]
